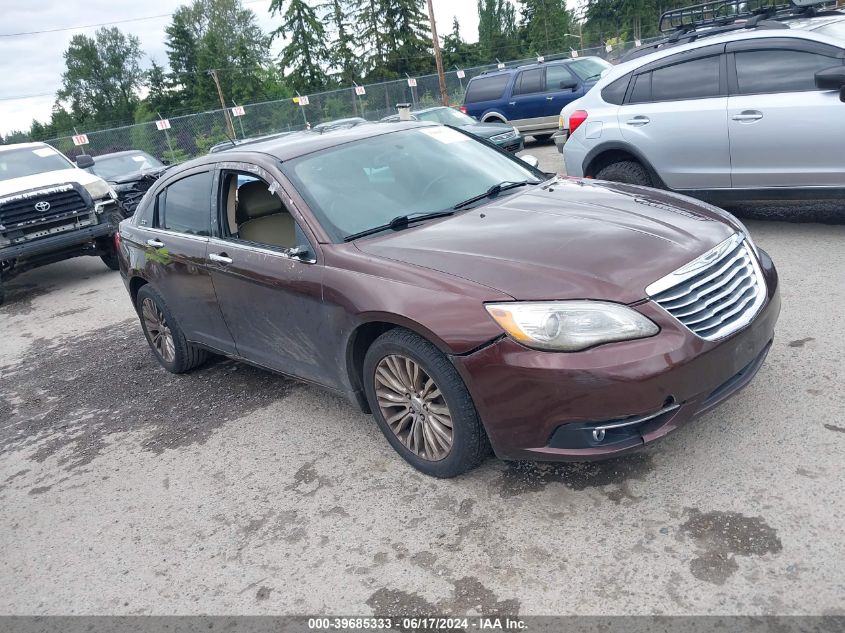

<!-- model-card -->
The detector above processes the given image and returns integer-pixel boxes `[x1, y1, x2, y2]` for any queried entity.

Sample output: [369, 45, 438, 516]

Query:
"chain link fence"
[44, 37, 661, 163]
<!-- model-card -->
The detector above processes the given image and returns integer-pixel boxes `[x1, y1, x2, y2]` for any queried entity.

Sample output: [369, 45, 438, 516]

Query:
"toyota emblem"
[34, 201, 51, 212]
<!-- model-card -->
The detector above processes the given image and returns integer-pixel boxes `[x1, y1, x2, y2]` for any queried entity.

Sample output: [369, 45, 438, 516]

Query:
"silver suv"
[557, 8, 845, 202]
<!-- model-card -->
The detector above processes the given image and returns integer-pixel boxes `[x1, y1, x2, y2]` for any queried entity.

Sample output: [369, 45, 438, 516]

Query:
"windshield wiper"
[343, 210, 455, 242]
[452, 180, 533, 210]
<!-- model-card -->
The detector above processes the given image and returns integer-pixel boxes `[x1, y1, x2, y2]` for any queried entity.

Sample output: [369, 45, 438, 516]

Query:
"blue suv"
[460, 57, 611, 140]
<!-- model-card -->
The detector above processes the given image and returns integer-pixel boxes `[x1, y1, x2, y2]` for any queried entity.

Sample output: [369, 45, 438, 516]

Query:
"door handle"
[209, 252, 232, 265]
[732, 111, 763, 122]
[508, 101, 516, 106]
[626, 116, 650, 126]
[546, 96, 554, 100]
[146, 238, 164, 248]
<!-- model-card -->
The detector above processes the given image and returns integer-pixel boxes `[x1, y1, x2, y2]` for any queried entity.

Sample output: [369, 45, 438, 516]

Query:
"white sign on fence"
[296, 95, 310, 106]
[497, 62, 505, 69]
[231, 105, 246, 117]
[407, 77, 417, 87]
[537, 55, 545, 63]
[456, 69, 465, 79]
[605, 44, 612, 52]
[155, 119, 171, 131]
[635, 39, 642, 47]
[570, 50, 579, 58]
[72, 134, 89, 146]
[355, 85, 366, 96]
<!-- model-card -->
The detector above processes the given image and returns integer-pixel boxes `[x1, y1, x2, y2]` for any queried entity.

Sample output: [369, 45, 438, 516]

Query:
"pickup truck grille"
[0, 184, 90, 232]
[647, 234, 766, 341]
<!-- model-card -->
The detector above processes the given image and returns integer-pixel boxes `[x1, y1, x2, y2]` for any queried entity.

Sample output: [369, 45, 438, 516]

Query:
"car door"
[618, 46, 731, 190]
[508, 68, 547, 127]
[726, 39, 845, 188]
[140, 168, 236, 354]
[542, 64, 584, 118]
[206, 166, 335, 387]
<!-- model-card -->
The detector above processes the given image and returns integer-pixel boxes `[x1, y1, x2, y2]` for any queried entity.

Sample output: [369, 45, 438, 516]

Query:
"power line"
[0, 0, 266, 38]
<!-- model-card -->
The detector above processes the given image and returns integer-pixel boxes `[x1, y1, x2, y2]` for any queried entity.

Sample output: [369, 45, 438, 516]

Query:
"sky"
[0, 0, 480, 136]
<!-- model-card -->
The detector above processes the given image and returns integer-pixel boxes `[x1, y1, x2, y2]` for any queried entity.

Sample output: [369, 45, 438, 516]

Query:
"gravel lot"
[1, 144, 843, 616]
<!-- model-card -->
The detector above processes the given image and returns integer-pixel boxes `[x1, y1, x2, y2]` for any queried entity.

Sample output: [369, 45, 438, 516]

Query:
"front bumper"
[0, 222, 115, 262]
[495, 136, 524, 153]
[452, 250, 780, 461]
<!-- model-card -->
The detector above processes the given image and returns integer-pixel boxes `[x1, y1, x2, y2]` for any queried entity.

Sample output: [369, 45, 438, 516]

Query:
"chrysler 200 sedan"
[117, 122, 780, 478]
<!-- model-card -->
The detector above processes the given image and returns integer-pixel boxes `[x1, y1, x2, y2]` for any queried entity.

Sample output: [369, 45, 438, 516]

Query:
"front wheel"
[136, 285, 208, 373]
[363, 328, 491, 478]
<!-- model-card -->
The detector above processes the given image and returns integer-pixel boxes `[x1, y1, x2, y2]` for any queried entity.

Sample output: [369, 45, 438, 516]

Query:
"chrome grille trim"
[646, 233, 766, 341]
[490, 130, 517, 142]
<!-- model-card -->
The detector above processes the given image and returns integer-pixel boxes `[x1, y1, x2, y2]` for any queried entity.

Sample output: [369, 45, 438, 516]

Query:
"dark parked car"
[381, 106, 523, 152]
[311, 117, 368, 133]
[117, 122, 780, 477]
[461, 57, 611, 140]
[86, 150, 168, 215]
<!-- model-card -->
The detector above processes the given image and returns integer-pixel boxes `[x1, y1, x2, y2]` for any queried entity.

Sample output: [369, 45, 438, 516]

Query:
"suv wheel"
[363, 328, 491, 478]
[136, 285, 208, 373]
[595, 160, 653, 186]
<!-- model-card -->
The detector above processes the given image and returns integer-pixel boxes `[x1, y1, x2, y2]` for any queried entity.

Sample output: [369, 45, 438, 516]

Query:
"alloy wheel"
[374, 354, 454, 461]
[141, 298, 175, 363]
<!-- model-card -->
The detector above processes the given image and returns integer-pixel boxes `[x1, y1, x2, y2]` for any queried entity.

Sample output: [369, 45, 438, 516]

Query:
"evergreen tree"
[519, 0, 573, 56]
[477, 0, 520, 61]
[270, 0, 329, 93]
[442, 17, 481, 68]
[381, 0, 432, 77]
[321, 0, 358, 86]
[352, 0, 388, 77]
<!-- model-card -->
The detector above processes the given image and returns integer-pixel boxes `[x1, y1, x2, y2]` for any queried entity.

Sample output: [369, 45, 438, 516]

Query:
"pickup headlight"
[485, 301, 658, 351]
[83, 179, 115, 201]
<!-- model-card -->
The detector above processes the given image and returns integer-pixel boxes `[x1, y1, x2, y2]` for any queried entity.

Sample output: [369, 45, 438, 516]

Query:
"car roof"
[469, 56, 600, 80]
[599, 28, 841, 87]
[164, 121, 434, 175]
[0, 142, 51, 153]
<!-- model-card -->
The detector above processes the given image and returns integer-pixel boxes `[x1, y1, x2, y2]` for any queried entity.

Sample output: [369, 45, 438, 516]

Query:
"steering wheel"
[420, 173, 454, 199]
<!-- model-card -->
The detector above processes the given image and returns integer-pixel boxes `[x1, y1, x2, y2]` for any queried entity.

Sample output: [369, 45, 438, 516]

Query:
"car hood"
[0, 168, 106, 197]
[458, 122, 513, 139]
[355, 178, 736, 303]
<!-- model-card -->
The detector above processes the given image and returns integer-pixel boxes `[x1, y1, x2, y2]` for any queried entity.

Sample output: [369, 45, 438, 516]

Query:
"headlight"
[512, 126, 520, 137]
[485, 301, 659, 351]
[83, 179, 114, 201]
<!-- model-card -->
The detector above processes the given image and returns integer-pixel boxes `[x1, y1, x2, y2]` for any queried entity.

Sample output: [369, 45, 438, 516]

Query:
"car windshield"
[0, 146, 74, 181]
[414, 108, 476, 126]
[282, 127, 543, 242]
[568, 58, 612, 81]
[90, 152, 163, 180]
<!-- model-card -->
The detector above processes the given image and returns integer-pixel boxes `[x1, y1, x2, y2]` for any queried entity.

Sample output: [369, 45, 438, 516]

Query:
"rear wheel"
[595, 160, 652, 186]
[136, 285, 207, 373]
[363, 328, 491, 478]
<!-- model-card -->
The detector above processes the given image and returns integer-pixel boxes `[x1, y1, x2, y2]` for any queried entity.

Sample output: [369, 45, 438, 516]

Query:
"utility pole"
[208, 69, 236, 139]
[426, 0, 449, 106]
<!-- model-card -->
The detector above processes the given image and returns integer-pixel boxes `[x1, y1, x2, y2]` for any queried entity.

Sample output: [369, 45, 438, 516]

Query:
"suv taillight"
[459, 105, 468, 114]
[569, 110, 588, 135]
[113, 231, 121, 251]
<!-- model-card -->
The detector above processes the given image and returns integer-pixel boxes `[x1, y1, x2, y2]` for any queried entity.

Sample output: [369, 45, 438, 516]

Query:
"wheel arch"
[481, 111, 507, 123]
[128, 275, 149, 307]
[344, 315, 455, 414]
[582, 142, 666, 188]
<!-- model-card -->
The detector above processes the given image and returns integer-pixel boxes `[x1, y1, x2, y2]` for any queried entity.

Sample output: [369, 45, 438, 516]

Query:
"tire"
[363, 328, 491, 478]
[135, 285, 208, 374]
[532, 133, 553, 142]
[100, 247, 120, 271]
[0, 279, 5, 307]
[595, 160, 653, 186]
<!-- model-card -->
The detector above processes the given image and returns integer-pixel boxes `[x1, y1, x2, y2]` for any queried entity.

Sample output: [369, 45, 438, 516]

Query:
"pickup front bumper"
[0, 222, 115, 262]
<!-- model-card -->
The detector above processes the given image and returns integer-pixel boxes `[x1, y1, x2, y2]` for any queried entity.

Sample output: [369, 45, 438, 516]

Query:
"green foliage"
[478, 0, 520, 60]
[520, 0, 573, 55]
[57, 27, 145, 125]
[270, 0, 329, 93]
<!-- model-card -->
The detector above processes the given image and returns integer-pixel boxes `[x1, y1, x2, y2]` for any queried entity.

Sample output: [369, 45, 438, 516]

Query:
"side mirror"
[520, 154, 540, 168]
[814, 66, 845, 91]
[75, 154, 95, 169]
[559, 80, 578, 91]
[285, 245, 312, 261]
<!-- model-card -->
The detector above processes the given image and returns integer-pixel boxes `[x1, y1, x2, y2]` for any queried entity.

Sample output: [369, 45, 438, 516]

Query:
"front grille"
[646, 233, 766, 340]
[0, 184, 90, 231]
[490, 130, 517, 142]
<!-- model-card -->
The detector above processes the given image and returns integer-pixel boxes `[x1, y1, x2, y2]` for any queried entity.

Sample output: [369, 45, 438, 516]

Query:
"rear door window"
[464, 74, 510, 103]
[650, 55, 721, 101]
[602, 72, 632, 104]
[156, 171, 212, 236]
[734, 49, 843, 94]
[513, 69, 544, 95]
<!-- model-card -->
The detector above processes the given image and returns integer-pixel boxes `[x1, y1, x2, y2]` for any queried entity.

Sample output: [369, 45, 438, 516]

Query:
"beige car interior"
[223, 174, 296, 249]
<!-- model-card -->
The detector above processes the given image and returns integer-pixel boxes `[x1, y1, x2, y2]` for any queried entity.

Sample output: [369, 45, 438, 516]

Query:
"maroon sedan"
[117, 122, 780, 477]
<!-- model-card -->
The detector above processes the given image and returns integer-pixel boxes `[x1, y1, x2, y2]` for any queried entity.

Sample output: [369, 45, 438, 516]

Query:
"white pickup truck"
[0, 142, 126, 305]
